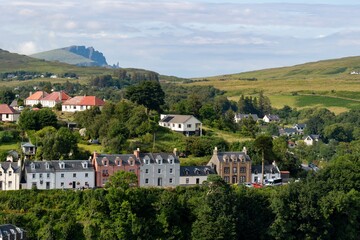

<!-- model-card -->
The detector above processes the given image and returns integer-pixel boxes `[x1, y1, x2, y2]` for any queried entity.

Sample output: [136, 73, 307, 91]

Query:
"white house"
[40, 91, 71, 108]
[159, 114, 202, 136]
[263, 114, 280, 123]
[24, 160, 95, 190]
[179, 166, 215, 185]
[0, 104, 20, 122]
[234, 113, 259, 123]
[251, 162, 281, 184]
[0, 162, 21, 190]
[138, 150, 180, 187]
[62, 96, 105, 112]
[25, 91, 48, 106]
[294, 123, 306, 134]
[304, 134, 320, 146]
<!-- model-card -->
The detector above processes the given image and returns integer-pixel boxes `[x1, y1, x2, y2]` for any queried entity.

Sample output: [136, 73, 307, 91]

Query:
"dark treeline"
[0, 156, 358, 240]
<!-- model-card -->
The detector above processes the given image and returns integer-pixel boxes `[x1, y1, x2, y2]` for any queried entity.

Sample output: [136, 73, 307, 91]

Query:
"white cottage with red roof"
[62, 96, 105, 112]
[25, 91, 49, 106]
[40, 91, 71, 108]
[0, 104, 20, 122]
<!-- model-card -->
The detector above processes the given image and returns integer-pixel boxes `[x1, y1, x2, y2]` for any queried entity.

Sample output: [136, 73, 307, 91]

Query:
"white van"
[265, 178, 282, 186]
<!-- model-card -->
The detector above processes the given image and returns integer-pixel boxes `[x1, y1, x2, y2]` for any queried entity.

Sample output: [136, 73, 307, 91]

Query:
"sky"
[1, 0, 360, 78]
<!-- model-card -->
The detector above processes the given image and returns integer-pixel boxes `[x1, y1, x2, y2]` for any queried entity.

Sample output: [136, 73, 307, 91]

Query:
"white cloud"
[18, 42, 37, 55]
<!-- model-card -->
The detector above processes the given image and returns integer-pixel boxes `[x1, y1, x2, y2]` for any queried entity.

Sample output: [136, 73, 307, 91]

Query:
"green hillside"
[30, 49, 95, 65]
[189, 56, 360, 113]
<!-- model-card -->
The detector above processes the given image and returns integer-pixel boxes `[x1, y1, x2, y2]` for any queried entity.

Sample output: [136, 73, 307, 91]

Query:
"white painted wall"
[1, 113, 19, 122]
[179, 175, 208, 185]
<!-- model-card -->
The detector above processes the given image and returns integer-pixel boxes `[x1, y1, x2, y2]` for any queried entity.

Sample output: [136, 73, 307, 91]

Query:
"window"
[61, 173, 64, 178]
[196, 178, 200, 184]
[169, 159, 173, 164]
[233, 167, 237, 174]
[239, 176, 246, 183]
[169, 178, 173, 184]
[0, 171, 2, 176]
[61, 182, 64, 187]
[145, 178, 149, 184]
[103, 161, 108, 166]
[186, 178, 189, 184]
[145, 159, 149, 165]
[32, 173, 36, 179]
[169, 168, 173, 174]
[224, 176, 230, 183]
[232, 176, 237, 184]
[8, 171, 12, 176]
[130, 160, 134, 165]
[254, 176, 258, 182]
[85, 173, 88, 178]
[5, 114, 9, 118]
[39, 173, 42, 178]
[145, 169, 149, 174]
[224, 167, 230, 174]
[117, 161, 121, 166]
[73, 173, 76, 178]
[187, 124, 191, 128]
[158, 169, 161, 174]
[178, 124, 182, 128]
[47, 173, 50, 178]
[8, 181, 12, 188]
[240, 167, 246, 173]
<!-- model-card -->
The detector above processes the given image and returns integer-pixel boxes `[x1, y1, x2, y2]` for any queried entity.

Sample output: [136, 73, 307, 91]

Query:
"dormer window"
[156, 156, 163, 165]
[102, 158, 108, 166]
[239, 155, 245, 162]
[231, 154, 236, 162]
[117, 160, 121, 166]
[130, 160, 134, 166]
[194, 168, 200, 175]
[168, 156, 174, 164]
[59, 161, 65, 169]
[45, 162, 50, 170]
[30, 162, 35, 170]
[82, 161, 88, 169]
[223, 155, 229, 163]
[185, 169, 189, 176]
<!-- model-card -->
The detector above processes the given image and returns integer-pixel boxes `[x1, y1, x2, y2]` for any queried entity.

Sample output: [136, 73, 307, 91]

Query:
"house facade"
[92, 152, 141, 187]
[304, 134, 320, 146]
[0, 104, 20, 122]
[179, 166, 215, 185]
[263, 114, 280, 123]
[62, 96, 105, 112]
[25, 91, 48, 106]
[207, 147, 252, 184]
[40, 91, 71, 108]
[21, 142, 36, 160]
[138, 149, 180, 187]
[0, 162, 21, 190]
[159, 114, 202, 136]
[24, 160, 95, 190]
[234, 113, 259, 123]
[0, 224, 26, 239]
[251, 162, 281, 184]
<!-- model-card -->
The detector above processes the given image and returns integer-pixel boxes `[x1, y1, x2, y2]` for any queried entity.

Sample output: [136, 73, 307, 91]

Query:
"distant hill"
[30, 46, 109, 67]
[198, 56, 360, 81]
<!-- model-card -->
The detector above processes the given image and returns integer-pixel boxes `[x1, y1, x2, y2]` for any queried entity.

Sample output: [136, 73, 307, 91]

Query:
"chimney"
[242, 147, 247, 155]
[91, 151, 97, 165]
[213, 146, 218, 155]
[59, 91, 62, 101]
[134, 148, 140, 158]
[29, 91, 33, 97]
[173, 148, 177, 157]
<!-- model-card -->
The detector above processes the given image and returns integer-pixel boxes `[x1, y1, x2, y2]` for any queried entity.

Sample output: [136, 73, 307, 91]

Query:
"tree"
[125, 81, 165, 112]
[105, 171, 138, 190]
[0, 90, 15, 104]
[254, 135, 274, 184]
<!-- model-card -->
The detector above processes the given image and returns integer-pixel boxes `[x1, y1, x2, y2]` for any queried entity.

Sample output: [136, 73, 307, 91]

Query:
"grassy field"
[0, 142, 19, 152]
[188, 56, 360, 113]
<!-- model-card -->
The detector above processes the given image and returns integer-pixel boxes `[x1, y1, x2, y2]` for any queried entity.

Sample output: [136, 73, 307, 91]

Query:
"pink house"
[92, 151, 141, 187]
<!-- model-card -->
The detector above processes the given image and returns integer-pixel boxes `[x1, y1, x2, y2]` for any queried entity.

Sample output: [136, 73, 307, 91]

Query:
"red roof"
[41, 91, 71, 102]
[63, 96, 105, 106]
[26, 91, 48, 100]
[0, 104, 18, 114]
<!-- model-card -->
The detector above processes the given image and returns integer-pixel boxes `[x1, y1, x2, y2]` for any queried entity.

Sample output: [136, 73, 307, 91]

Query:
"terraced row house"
[0, 147, 282, 190]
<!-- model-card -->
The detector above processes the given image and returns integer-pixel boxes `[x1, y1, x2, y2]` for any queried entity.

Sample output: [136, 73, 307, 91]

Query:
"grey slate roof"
[21, 142, 35, 148]
[25, 160, 93, 173]
[0, 224, 26, 239]
[180, 166, 215, 176]
[252, 164, 280, 174]
[159, 114, 200, 124]
[214, 151, 251, 163]
[94, 154, 141, 166]
[0, 162, 21, 173]
[235, 113, 259, 121]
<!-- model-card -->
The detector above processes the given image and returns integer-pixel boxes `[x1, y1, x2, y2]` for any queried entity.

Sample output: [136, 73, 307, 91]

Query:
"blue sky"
[0, 0, 360, 77]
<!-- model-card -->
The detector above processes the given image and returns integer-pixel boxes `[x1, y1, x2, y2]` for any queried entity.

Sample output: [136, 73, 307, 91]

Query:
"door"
[157, 178, 162, 186]
[46, 182, 50, 189]
[72, 181, 76, 189]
